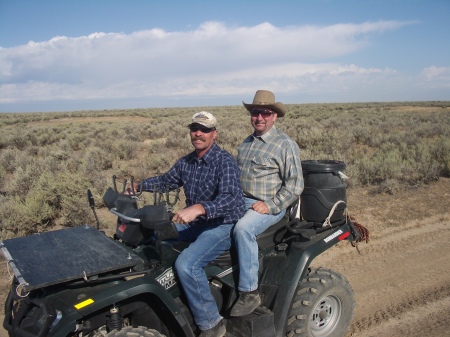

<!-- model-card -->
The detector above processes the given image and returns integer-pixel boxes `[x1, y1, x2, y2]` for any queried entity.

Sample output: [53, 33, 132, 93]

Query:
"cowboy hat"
[243, 90, 286, 117]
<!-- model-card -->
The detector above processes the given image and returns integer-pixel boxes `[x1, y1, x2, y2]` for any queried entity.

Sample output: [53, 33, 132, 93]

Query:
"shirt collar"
[188, 142, 219, 164]
[252, 125, 277, 142]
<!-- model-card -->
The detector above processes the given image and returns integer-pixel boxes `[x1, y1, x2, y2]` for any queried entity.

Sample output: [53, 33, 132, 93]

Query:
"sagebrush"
[0, 102, 449, 238]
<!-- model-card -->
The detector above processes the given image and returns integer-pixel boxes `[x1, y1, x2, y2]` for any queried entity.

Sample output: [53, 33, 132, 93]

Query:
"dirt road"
[312, 177, 450, 337]
[1, 178, 449, 337]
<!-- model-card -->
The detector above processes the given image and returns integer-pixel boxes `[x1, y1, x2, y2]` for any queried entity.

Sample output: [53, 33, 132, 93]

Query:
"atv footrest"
[226, 307, 275, 337]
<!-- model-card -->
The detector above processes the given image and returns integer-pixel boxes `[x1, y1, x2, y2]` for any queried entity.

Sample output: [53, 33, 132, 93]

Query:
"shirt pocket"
[251, 157, 278, 178]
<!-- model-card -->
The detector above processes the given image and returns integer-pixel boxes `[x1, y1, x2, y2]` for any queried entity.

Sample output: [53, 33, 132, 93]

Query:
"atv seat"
[255, 198, 299, 248]
[161, 199, 299, 266]
[255, 213, 289, 248]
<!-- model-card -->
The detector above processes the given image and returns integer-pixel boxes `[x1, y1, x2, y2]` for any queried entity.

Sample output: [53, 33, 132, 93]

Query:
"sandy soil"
[312, 177, 450, 337]
[1, 178, 449, 337]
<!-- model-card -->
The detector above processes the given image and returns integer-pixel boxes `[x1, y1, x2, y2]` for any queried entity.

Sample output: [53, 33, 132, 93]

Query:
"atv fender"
[266, 223, 352, 337]
[51, 276, 195, 337]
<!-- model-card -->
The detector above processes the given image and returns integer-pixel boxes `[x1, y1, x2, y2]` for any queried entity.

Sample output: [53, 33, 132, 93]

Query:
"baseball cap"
[188, 111, 217, 128]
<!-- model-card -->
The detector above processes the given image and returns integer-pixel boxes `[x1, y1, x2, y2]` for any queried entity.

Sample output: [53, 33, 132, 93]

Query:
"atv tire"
[285, 267, 354, 337]
[107, 326, 167, 337]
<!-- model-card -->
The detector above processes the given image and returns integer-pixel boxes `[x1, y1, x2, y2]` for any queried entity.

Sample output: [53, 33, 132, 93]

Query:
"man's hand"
[124, 182, 139, 195]
[172, 204, 206, 224]
[251, 201, 270, 214]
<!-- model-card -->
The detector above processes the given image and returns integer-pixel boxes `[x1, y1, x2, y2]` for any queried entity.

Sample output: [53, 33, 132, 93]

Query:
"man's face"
[250, 108, 277, 136]
[189, 124, 217, 157]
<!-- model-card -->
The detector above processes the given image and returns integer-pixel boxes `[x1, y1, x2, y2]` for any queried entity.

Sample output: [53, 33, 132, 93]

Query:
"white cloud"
[1, 19, 446, 110]
[419, 66, 450, 87]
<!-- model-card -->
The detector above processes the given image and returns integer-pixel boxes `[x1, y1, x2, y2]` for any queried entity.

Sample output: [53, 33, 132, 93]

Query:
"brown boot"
[230, 290, 261, 317]
[199, 319, 226, 337]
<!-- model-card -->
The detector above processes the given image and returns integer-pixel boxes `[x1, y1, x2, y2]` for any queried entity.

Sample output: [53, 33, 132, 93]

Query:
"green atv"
[1, 160, 364, 337]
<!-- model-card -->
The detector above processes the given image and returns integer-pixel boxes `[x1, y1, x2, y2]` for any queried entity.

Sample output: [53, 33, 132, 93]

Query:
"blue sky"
[1, 0, 449, 113]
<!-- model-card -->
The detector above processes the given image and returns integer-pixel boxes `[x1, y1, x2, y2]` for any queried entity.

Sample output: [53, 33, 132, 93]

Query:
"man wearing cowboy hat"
[230, 90, 304, 317]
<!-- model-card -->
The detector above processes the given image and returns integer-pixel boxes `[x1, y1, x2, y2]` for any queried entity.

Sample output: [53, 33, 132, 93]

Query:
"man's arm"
[266, 140, 304, 213]
[140, 160, 183, 192]
[172, 204, 206, 224]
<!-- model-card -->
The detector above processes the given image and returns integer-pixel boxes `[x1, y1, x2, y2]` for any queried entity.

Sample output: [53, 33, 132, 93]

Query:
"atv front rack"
[0, 226, 144, 292]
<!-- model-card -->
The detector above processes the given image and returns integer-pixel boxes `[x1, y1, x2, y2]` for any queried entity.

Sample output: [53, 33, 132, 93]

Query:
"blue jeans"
[174, 222, 233, 331]
[233, 197, 286, 292]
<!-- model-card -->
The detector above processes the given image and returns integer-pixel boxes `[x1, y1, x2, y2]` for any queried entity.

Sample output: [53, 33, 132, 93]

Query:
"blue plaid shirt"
[141, 143, 245, 226]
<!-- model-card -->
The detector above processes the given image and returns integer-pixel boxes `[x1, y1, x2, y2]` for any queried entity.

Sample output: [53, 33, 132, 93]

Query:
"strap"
[322, 200, 346, 227]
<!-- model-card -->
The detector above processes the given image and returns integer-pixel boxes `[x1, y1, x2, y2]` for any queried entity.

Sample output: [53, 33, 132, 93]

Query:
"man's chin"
[192, 143, 205, 150]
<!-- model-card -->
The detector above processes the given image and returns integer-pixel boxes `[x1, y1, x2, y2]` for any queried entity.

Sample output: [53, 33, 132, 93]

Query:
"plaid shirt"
[237, 126, 304, 214]
[141, 143, 245, 226]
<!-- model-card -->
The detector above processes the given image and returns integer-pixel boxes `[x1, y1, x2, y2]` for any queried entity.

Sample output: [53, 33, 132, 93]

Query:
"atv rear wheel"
[107, 326, 167, 337]
[285, 268, 354, 337]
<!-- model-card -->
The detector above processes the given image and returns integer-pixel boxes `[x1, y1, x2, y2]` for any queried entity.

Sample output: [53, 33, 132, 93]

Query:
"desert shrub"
[0, 148, 17, 174]
[81, 147, 114, 195]
[83, 146, 114, 172]
[9, 133, 29, 150]
[0, 172, 62, 238]
[1, 102, 449, 239]
[0, 196, 46, 238]
[40, 172, 92, 227]
[0, 167, 6, 192]
[400, 141, 440, 184]
[434, 136, 450, 176]
[8, 161, 45, 196]
[67, 133, 87, 151]
[36, 128, 64, 146]
[114, 140, 138, 160]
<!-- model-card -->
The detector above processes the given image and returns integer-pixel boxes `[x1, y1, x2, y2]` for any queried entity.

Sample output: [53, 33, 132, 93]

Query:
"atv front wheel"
[107, 326, 167, 337]
[285, 268, 354, 337]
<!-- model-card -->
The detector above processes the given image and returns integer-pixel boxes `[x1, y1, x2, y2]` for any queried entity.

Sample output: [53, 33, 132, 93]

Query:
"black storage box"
[300, 160, 347, 224]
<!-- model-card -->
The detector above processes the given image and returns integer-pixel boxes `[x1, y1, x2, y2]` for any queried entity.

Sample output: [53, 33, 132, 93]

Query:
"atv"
[1, 160, 366, 337]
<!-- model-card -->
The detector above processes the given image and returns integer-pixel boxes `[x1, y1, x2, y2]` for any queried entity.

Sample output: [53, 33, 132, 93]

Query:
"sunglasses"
[250, 109, 275, 118]
[189, 125, 216, 133]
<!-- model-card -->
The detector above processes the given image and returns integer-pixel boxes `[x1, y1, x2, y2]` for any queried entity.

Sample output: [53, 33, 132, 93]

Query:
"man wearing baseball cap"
[136, 111, 245, 336]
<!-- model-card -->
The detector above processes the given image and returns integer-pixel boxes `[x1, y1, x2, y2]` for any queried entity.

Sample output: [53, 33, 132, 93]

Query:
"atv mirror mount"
[87, 189, 100, 230]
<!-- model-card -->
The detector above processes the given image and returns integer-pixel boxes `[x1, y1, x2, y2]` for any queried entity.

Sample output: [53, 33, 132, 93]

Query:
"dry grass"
[0, 101, 449, 239]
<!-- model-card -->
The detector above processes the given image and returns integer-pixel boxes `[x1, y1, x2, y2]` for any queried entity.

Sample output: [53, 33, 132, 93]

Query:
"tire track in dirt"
[311, 213, 450, 337]
[349, 285, 450, 337]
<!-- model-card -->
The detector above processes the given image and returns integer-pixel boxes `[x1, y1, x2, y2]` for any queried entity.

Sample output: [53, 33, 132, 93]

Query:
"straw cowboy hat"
[243, 90, 287, 117]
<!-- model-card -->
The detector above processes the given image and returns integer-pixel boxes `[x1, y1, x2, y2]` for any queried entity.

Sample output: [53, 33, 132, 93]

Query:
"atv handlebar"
[109, 208, 141, 222]
[106, 200, 179, 241]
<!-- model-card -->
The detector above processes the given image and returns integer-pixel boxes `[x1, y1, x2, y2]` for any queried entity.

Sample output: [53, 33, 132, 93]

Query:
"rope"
[322, 200, 347, 227]
[348, 215, 370, 254]
[321, 200, 370, 254]
[16, 282, 30, 298]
